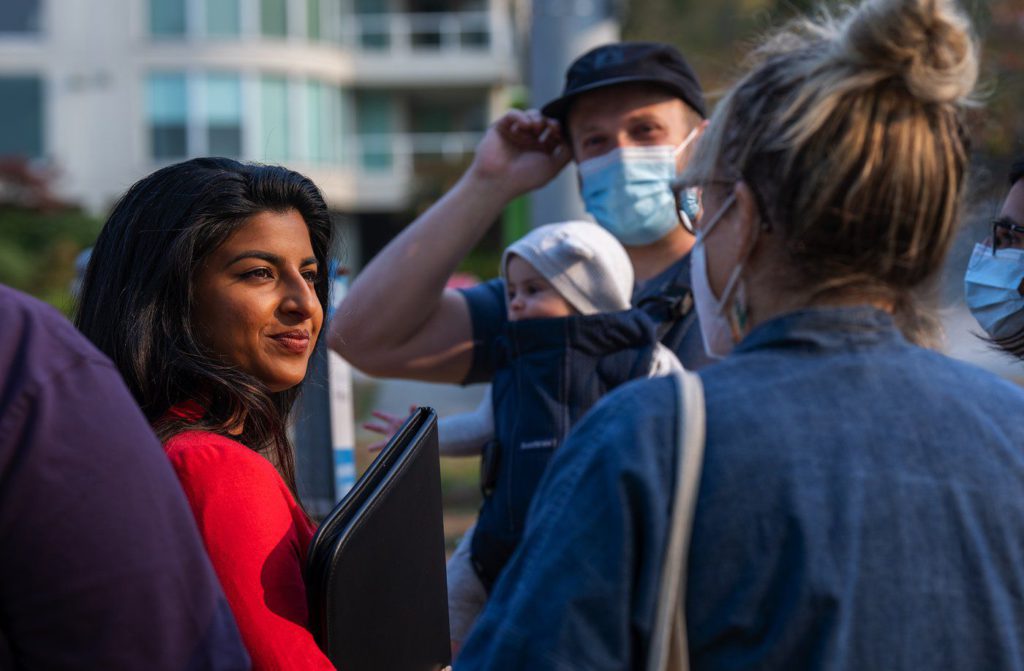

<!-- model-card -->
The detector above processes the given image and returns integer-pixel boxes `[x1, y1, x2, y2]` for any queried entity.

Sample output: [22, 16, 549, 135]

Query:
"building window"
[206, 0, 241, 37]
[147, 73, 188, 159]
[305, 81, 344, 164]
[319, 0, 342, 42]
[0, 77, 43, 157]
[150, 0, 186, 36]
[260, 0, 288, 37]
[261, 76, 290, 162]
[0, 0, 40, 33]
[307, 0, 320, 40]
[206, 74, 242, 157]
[354, 0, 389, 49]
[356, 92, 393, 171]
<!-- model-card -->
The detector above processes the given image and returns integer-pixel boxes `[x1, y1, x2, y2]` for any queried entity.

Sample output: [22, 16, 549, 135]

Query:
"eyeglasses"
[992, 217, 1024, 252]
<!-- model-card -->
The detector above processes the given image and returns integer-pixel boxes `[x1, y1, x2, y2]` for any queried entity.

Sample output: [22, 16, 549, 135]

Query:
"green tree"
[0, 207, 103, 311]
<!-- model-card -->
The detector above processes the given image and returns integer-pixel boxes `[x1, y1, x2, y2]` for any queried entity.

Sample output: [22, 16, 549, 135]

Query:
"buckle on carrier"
[479, 439, 500, 497]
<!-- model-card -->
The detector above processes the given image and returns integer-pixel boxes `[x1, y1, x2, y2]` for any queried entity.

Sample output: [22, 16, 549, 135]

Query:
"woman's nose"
[281, 276, 317, 319]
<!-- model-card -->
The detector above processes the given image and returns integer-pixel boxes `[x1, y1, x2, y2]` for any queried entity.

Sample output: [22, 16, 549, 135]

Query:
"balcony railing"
[344, 12, 501, 55]
[350, 131, 483, 172]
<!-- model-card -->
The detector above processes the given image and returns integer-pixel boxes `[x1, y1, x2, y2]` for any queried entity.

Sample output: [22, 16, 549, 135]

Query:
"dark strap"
[637, 284, 695, 341]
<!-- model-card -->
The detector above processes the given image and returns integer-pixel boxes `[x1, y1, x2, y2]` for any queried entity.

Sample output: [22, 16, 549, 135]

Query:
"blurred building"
[0, 0, 519, 261]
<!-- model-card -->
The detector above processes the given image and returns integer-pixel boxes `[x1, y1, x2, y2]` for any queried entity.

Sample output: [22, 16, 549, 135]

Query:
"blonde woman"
[456, 0, 1024, 669]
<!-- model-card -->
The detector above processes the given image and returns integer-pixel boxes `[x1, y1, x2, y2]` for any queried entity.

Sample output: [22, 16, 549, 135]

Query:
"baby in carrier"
[366, 221, 679, 651]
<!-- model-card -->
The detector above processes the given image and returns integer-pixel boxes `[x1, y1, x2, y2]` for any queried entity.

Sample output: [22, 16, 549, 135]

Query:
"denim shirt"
[456, 307, 1024, 671]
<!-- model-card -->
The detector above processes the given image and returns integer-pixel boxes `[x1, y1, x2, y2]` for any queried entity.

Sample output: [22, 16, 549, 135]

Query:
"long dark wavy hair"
[75, 157, 332, 497]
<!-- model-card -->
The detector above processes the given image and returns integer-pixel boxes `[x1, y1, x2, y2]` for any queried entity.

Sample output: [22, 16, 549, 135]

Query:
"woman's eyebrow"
[224, 250, 281, 268]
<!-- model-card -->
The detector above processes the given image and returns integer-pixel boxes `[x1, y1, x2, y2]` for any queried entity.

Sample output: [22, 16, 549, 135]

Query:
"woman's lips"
[270, 331, 310, 354]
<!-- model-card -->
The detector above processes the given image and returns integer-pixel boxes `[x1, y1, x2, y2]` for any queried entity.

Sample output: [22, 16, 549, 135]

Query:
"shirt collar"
[165, 399, 206, 423]
[734, 306, 904, 355]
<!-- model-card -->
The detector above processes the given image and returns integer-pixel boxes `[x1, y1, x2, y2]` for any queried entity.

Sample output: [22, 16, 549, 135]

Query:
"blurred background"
[1, 0, 1022, 535]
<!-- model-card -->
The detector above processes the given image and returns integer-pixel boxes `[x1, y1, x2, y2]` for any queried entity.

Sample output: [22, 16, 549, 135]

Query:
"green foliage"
[457, 248, 503, 281]
[0, 207, 103, 312]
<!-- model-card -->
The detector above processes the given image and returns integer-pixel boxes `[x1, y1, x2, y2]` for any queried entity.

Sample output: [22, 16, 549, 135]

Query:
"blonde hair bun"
[839, 0, 978, 104]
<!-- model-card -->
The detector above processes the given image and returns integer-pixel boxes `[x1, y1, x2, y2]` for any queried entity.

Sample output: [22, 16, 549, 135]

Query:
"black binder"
[306, 407, 451, 670]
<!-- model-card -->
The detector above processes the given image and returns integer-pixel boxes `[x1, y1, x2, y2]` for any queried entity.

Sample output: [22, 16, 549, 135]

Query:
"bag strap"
[646, 367, 706, 671]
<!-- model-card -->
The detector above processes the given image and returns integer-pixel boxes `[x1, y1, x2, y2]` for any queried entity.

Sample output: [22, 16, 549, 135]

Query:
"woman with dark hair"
[457, 0, 1024, 669]
[76, 157, 335, 670]
[965, 157, 1024, 356]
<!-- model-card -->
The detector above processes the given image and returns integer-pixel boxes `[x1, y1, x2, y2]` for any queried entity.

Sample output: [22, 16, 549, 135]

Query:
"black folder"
[306, 407, 451, 671]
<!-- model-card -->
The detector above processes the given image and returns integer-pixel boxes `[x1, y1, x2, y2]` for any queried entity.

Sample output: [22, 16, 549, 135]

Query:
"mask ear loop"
[673, 127, 700, 159]
[702, 190, 761, 343]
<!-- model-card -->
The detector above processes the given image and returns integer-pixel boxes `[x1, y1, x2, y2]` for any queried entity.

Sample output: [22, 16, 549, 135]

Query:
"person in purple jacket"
[0, 284, 250, 670]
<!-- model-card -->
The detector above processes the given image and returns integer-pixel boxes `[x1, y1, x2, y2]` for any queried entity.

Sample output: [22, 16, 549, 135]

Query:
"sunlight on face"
[568, 84, 692, 163]
[192, 209, 323, 393]
[505, 255, 576, 322]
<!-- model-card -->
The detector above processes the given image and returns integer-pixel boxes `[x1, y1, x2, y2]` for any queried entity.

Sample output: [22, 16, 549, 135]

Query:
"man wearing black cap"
[331, 42, 710, 382]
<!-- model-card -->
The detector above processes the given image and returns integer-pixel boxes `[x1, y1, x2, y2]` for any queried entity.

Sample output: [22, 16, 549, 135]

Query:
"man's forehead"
[567, 84, 683, 128]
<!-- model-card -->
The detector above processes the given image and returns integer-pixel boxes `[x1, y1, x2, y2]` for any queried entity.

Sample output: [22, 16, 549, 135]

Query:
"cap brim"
[540, 75, 698, 123]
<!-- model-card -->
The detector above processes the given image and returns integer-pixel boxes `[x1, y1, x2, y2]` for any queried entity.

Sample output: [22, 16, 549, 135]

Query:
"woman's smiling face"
[192, 209, 323, 393]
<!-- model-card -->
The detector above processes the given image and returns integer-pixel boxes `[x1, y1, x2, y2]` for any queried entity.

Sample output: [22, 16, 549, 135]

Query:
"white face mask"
[690, 191, 753, 359]
[964, 242, 1024, 340]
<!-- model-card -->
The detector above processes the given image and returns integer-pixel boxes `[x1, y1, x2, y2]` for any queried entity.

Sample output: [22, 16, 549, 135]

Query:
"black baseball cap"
[541, 42, 707, 126]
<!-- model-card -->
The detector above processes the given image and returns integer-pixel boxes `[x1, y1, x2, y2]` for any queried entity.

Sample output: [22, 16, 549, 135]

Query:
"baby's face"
[505, 255, 576, 322]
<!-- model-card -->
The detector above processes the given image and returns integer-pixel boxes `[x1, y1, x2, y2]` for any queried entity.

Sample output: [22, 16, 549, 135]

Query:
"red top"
[162, 403, 335, 671]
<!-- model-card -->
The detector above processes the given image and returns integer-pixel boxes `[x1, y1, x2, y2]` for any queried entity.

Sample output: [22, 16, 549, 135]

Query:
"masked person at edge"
[965, 158, 1024, 354]
[330, 42, 711, 390]
[455, 0, 1024, 669]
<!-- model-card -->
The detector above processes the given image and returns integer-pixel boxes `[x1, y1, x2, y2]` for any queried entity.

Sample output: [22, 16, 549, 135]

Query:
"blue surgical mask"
[678, 187, 701, 234]
[964, 242, 1024, 339]
[578, 130, 697, 246]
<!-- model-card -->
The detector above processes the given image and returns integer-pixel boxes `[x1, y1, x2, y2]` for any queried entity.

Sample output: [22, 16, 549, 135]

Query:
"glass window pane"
[356, 92, 392, 171]
[0, 0, 41, 33]
[206, 0, 240, 36]
[0, 77, 43, 157]
[261, 76, 289, 162]
[206, 74, 242, 157]
[150, 0, 186, 36]
[307, 0, 320, 40]
[147, 73, 188, 159]
[355, 0, 389, 49]
[329, 86, 344, 164]
[306, 81, 323, 162]
[320, 0, 341, 43]
[260, 0, 288, 37]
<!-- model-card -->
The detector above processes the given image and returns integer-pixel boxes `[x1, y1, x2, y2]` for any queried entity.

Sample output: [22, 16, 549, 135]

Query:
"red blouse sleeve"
[165, 432, 335, 671]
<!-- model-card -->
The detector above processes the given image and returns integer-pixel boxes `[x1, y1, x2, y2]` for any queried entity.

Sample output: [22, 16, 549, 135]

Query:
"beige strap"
[646, 368, 706, 671]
